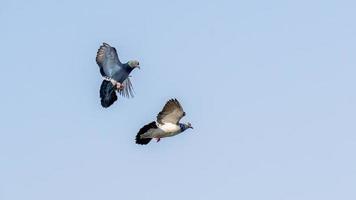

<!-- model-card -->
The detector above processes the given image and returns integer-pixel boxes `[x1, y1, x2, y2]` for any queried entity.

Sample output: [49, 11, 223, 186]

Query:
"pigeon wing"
[157, 99, 185, 125]
[96, 43, 121, 77]
[118, 77, 135, 98]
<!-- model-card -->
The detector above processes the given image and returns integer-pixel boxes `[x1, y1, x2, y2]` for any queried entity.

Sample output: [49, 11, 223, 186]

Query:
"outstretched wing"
[118, 77, 135, 98]
[96, 43, 121, 77]
[157, 99, 185, 125]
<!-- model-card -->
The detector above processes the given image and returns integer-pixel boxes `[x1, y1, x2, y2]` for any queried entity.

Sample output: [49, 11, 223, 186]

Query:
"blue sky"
[1, 0, 356, 199]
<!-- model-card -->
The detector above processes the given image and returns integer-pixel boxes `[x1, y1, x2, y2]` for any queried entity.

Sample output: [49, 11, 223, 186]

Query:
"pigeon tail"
[135, 121, 157, 145]
[100, 80, 118, 108]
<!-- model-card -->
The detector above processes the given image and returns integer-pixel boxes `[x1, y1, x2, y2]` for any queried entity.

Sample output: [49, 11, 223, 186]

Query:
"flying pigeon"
[96, 42, 140, 108]
[136, 99, 193, 145]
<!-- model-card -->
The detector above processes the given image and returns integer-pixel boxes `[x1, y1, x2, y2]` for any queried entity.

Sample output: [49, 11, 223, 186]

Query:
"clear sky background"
[1, 0, 355, 199]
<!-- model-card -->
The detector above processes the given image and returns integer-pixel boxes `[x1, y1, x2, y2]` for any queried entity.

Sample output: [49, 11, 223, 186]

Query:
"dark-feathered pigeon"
[136, 99, 193, 145]
[96, 42, 140, 108]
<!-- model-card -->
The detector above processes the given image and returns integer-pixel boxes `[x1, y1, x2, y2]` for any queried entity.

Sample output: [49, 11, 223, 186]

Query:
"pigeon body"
[136, 99, 193, 145]
[96, 43, 140, 108]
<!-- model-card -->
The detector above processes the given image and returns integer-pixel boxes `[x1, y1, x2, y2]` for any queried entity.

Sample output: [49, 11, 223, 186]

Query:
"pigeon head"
[128, 60, 140, 69]
[180, 122, 193, 131]
[186, 122, 193, 129]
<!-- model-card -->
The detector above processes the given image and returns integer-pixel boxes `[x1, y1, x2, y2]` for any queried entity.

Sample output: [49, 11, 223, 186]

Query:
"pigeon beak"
[137, 66, 141, 69]
[190, 126, 194, 129]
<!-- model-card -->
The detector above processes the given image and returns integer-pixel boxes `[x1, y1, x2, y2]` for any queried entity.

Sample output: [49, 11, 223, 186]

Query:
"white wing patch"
[158, 123, 181, 133]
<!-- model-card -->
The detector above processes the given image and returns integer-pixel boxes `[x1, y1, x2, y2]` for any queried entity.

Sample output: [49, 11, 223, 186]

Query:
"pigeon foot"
[116, 83, 124, 90]
[156, 138, 161, 142]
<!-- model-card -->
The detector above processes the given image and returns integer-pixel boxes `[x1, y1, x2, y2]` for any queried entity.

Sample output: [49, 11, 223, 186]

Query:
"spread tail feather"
[100, 80, 117, 108]
[135, 121, 157, 145]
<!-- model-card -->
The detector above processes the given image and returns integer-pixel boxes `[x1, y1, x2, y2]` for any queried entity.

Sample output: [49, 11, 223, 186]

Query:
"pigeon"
[96, 42, 140, 108]
[136, 99, 193, 145]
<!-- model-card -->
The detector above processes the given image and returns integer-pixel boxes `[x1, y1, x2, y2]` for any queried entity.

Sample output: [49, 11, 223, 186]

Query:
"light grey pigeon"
[136, 99, 193, 145]
[96, 42, 140, 108]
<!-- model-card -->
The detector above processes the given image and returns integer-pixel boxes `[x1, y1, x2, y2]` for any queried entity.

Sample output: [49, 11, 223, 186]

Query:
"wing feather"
[118, 77, 134, 98]
[96, 43, 121, 76]
[157, 99, 185, 125]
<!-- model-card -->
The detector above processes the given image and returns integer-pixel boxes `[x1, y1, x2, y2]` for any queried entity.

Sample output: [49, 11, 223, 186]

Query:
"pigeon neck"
[123, 63, 134, 73]
[179, 123, 187, 132]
